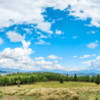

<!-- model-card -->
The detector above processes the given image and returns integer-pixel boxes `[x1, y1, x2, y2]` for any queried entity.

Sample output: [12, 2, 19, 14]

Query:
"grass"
[0, 91, 3, 98]
[0, 96, 39, 100]
[0, 81, 100, 100]
[2, 81, 97, 89]
[79, 93, 100, 100]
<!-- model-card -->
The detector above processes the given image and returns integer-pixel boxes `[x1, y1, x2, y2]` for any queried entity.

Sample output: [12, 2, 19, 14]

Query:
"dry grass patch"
[0, 82, 100, 100]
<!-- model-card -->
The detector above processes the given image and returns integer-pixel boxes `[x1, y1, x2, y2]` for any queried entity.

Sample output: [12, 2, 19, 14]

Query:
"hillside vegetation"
[0, 72, 100, 86]
[0, 72, 100, 100]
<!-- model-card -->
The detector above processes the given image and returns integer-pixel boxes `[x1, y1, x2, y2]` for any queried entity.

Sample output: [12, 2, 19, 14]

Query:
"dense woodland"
[0, 72, 100, 86]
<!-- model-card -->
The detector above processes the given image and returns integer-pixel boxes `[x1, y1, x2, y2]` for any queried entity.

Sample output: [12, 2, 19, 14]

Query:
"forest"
[0, 72, 100, 86]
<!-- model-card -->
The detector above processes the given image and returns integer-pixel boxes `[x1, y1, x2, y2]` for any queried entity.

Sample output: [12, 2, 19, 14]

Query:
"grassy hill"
[0, 81, 100, 100]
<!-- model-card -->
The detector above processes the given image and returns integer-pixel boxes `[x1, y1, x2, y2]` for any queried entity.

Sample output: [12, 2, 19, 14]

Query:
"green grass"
[79, 92, 100, 100]
[0, 81, 100, 100]
[3, 81, 97, 89]
[32, 81, 96, 88]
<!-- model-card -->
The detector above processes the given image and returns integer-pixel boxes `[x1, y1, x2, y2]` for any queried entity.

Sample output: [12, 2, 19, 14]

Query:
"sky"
[0, 0, 100, 72]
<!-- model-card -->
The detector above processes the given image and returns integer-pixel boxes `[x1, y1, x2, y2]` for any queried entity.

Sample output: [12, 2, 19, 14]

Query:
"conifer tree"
[95, 74, 100, 85]
[74, 74, 78, 81]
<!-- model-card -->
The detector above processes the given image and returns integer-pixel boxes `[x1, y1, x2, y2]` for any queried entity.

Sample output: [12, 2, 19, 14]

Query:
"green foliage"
[0, 72, 99, 86]
[95, 74, 100, 85]
[74, 74, 78, 81]
[59, 75, 64, 84]
[59, 78, 64, 84]
[16, 80, 21, 87]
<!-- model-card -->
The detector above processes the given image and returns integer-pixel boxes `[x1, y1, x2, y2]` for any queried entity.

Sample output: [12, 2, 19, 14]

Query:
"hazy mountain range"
[0, 68, 100, 76]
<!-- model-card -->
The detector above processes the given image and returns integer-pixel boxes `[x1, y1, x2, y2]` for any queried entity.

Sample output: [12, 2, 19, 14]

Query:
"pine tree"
[74, 74, 78, 81]
[95, 75, 100, 85]
[66, 74, 69, 81]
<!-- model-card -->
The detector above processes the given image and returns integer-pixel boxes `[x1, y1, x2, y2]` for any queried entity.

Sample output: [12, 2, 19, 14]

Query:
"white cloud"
[0, 40, 38, 71]
[35, 39, 50, 45]
[82, 60, 92, 66]
[82, 56, 100, 70]
[35, 57, 45, 60]
[37, 22, 52, 34]
[6, 31, 25, 42]
[48, 55, 62, 60]
[33, 59, 64, 70]
[0, 0, 69, 33]
[80, 54, 96, 59]
[87, 41, 98, 49]
[34, 56, 76, 71]
[33, 55, 68, 71]
[0, 38, 3, 45]
[0, 40, 68, 71]
[68, 0, 100, 27]
[56, 30, 63, 35]
[0, 0, 100, 35]
[37, 32, 49, 39]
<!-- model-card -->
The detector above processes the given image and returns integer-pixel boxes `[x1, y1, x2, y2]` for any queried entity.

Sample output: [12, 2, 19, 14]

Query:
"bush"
[59, 78, 64, 84]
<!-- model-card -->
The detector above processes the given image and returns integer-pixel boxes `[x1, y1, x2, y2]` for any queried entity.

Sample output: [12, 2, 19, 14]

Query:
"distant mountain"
[66, 70, 100, 76]
[0, 68, 100, 75]
[0, 70, 8, 74]
[0, 68, 20, 74]
[45, 69, 100, 76]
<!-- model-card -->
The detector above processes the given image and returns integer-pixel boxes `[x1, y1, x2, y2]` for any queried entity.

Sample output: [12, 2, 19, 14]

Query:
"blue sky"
[0, 0, 100, 72]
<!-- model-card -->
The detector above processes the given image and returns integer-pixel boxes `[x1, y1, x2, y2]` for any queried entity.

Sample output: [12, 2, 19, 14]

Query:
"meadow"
[0, 81, 100, 100]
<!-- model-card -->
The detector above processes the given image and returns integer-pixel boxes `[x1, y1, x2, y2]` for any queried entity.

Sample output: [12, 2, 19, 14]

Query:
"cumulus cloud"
[0, 40, 38, 70]
[34, 56, 79, 71]
[34, 58, 64, 70]
[82, 56, 100, 70]
[68, 0, 100, 27]
[6, 31, 25, 42]
[48, 55, 62, 60]
[1, 0, 100, 71]
[33, 55, 68, 71]
[0, 0, 68, 33]
[1, 0, 100, 35]
[0, 38, 3, 45]
[37, 22, 52, 34]
[0, 40, 67, 71]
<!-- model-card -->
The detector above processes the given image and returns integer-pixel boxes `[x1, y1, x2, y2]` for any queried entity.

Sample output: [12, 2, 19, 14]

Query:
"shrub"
[59, 78, 64, 84]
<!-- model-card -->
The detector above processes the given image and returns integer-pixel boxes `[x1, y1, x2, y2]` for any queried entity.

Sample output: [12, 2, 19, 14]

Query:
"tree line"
[0, 72, 100, 86]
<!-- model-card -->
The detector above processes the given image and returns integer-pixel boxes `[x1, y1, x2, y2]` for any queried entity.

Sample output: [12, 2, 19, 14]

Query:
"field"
[0, 81, 100, 100]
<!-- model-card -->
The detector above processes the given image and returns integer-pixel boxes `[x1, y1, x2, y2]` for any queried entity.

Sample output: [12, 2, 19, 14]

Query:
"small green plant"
[59, 78, 64, 84]
[16, 80, 21, 87]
